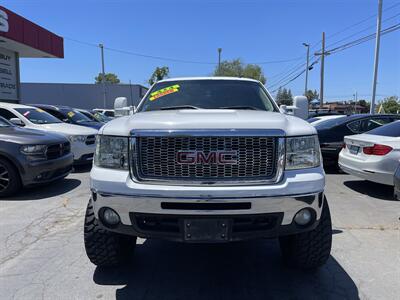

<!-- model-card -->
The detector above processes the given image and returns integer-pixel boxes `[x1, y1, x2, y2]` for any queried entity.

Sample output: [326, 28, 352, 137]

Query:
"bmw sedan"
[314, 114, 400, 168]
[339, 121, 400, 186]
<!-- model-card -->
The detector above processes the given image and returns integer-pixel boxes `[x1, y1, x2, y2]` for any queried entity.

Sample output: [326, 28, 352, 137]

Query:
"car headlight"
[68, 135, 87, 143]
[20, 145, 47, 161]
[286, 135, 321, 170]
[94, 135, 129, 170]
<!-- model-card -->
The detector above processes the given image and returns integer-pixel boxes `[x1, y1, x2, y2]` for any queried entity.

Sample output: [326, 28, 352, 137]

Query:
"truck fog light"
[102, 208, 120, 226]
[294, 208, 313, 226]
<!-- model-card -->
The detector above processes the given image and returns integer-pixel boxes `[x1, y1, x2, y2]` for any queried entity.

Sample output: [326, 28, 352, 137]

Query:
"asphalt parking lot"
[0, 167, 399, 300]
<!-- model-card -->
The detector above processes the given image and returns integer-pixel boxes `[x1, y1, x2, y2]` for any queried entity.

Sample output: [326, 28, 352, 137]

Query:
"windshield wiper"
[159, 105, 201, 111]
[220, 106, 262, 111]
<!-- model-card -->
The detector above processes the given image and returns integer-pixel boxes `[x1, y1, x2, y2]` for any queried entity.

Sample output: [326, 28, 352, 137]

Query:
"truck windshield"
[138, 80, 277, 112]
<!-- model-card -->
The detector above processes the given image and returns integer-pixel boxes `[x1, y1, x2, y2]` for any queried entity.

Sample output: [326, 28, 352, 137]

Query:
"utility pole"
[302, 43, 310, 96]
[370, 0, 383, 114]
[320, 32, 325, 108]
[217, 48, 222, 74]
[99, 43, 107, 108]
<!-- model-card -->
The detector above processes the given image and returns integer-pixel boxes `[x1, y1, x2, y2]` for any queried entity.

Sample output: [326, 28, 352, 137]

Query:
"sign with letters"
[0, 47, 18, 101]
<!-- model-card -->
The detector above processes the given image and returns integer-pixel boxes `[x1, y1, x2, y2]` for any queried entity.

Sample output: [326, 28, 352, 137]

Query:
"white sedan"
[339, 121, 400, 185]
[0, 103, 98, 164]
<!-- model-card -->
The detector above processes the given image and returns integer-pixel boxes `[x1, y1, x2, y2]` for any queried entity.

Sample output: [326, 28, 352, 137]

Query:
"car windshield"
[15, 108, 62, 124]
[367, 121, 400, 137]
[61, 109, 92, 123]
[93, 113, 111, 122]
[138, 80, 277, 112]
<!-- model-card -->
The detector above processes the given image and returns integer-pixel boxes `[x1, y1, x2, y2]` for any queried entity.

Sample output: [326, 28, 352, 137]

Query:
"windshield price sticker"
[36, 108, 45, 113]
[150, 84, 180, 101]
[67, 111, 75, 118]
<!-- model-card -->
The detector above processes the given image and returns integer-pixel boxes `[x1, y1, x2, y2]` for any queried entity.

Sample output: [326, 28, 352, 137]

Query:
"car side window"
[0, 108, 19, 121]
[360, 117, 391, 132]
[347, 120, 362, 133]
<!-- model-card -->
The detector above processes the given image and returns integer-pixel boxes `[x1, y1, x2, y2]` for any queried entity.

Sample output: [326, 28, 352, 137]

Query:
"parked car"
[307, 114, 346, 126]
[0, 117, 73, 197]
[30, 104, 103, 130]
[93, 108, 115, 118]
[394, 163, 400, 200]
[0, 103, 98, 164]
[314, 114, 400, 167]
[75, 108, 111, 123]
[339, 121, 400, 186]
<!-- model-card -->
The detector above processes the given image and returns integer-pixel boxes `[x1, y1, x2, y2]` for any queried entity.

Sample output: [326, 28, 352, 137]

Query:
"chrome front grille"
[134, 135, 279, 183]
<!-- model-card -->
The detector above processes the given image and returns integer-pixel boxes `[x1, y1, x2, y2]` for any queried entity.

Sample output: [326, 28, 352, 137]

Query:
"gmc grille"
[134, 136, 277, 183]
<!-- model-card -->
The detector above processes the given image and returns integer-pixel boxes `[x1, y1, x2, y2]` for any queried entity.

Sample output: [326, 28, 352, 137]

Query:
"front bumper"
[90, 166, 325, 241]
[21, 153, 74, 186]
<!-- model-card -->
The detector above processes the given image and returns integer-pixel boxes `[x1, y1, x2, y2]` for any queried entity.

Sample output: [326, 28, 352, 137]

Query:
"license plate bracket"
[183, 219, 230, 242]
[349, 145, 360, 155]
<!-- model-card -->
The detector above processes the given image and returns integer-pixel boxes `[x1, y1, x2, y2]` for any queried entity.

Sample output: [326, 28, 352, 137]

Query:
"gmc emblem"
[176, 151, 238, 165]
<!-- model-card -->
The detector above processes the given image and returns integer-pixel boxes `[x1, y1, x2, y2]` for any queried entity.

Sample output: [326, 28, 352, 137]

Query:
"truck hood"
[100, 110, 317, 136]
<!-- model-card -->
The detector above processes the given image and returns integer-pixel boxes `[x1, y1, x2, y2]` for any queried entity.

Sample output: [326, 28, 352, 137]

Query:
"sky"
[3, 0, 400, 102]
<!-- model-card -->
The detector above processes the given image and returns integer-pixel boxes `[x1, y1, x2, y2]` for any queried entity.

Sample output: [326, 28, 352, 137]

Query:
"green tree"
[379, 96, 400, 113]
[213, 58, 266, 84]
[148, 66, 170, 85]
[305, 89, 319, 102]
[95, 73, 120, 84]
[275, 87, 293, 105]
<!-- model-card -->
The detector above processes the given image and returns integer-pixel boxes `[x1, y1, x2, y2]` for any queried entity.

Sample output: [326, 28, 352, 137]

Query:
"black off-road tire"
[84, 200, 136, 267]
[0, 158, 21, 198]
[279, 197, 332, 270]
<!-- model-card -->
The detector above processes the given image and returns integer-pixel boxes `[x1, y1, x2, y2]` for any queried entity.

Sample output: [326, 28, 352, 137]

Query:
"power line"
[270, 23, 399, 93]
[64, 36, 303, 66]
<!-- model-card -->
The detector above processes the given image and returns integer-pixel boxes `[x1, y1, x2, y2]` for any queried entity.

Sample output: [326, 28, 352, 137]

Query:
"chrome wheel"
[0, 163, 10, 192]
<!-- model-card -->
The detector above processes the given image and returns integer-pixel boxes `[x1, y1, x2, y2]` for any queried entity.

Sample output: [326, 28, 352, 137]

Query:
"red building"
[0, 6, 63, 102]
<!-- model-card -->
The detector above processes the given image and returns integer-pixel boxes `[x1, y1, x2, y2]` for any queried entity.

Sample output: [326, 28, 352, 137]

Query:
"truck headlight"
[94, 135, 129, 170]
[20, 145, 47, 161]
[69, 135, 87, 143]
[286, 135, 321, 170]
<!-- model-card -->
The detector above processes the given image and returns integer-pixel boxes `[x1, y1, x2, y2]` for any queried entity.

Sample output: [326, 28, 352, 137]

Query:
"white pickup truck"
[85, 77, 332, 270]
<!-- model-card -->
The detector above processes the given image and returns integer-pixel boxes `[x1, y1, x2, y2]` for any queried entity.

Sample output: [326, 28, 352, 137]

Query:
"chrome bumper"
[91, 190, 324, 226]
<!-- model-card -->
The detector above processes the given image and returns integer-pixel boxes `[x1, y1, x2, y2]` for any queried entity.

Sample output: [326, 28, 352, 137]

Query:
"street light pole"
[320, 32, 325, 108]
[370, 0, 383, 114]
[302, 43, 310, 96]
[217, 48, 222, 74]
[99, 43, 107, 108]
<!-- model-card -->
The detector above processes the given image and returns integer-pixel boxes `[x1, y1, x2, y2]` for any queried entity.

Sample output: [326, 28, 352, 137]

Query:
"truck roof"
[157, 77, 261, 84]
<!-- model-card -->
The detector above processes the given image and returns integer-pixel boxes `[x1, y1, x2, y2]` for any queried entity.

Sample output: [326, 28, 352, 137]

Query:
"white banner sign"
[0, 47, 18, 101]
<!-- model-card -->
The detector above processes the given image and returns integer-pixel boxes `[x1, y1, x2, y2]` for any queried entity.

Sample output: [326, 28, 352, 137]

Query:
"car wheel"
[0, 158, 21, 197]
[84, 200, 136, 267]
[279, 197, 332, 270]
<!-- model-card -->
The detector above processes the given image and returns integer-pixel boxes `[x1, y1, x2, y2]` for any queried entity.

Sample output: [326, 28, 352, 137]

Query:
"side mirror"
[10, 118, 25, 126]
[292, 96, 309, 120]
[279, 105, 287, 114]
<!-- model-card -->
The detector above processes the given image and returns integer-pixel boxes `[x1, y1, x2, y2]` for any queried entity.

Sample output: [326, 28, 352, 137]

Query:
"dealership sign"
[0, 47, 18, 100]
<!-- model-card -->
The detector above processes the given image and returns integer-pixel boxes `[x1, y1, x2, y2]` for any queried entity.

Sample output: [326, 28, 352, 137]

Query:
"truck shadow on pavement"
[343, 180, 394, 201]
[3, 178, 81, 201]
[93, 239, 359, 300]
